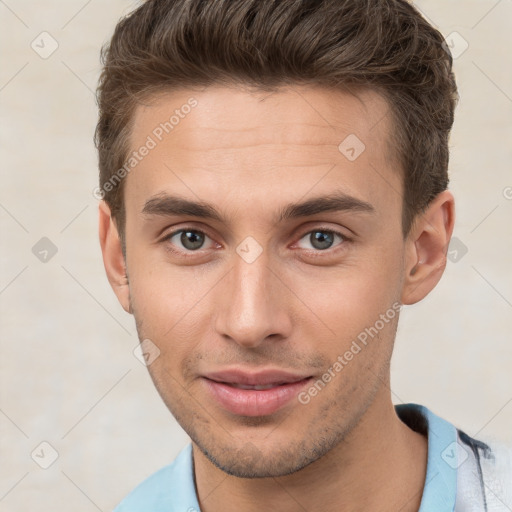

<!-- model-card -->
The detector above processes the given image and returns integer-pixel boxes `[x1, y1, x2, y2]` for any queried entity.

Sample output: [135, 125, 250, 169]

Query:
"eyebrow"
[142, 191, 375, 223]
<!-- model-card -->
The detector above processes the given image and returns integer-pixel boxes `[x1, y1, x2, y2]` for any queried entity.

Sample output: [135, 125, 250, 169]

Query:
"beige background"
[1, 0, 511, 510]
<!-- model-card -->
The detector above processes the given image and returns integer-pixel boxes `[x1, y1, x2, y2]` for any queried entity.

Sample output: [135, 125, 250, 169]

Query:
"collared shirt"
[113, 403, 509, 511]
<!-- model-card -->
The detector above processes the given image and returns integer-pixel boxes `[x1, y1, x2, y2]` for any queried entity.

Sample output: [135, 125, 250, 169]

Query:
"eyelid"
[160, 222, 215, 241]
[293, 226, 351, 246]
[160, 224, 351, 256]
[161, 226, 220, 252]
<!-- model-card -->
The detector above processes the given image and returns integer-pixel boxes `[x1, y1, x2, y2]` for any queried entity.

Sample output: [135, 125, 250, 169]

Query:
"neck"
[192, 389, 428, 512]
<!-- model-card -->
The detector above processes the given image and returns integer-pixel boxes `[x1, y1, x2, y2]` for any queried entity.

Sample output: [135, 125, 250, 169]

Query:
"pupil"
[181, 231, 204, 250]
[311, 231, 333, 250]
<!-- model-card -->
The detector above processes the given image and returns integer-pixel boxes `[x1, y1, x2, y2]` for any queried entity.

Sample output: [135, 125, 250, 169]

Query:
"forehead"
[125, 85, 400, 221]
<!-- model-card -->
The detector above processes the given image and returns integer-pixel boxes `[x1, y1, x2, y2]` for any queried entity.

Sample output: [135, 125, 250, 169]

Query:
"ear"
[401, 190, 455, 305]
[98, 201, 131, 314]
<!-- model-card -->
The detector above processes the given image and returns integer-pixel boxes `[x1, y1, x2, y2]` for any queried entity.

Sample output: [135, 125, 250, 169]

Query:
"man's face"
[121, 85, 407, 477]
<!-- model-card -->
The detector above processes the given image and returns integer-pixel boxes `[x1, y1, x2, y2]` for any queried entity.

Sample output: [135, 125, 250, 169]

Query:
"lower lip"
[203, 377, 312, 417]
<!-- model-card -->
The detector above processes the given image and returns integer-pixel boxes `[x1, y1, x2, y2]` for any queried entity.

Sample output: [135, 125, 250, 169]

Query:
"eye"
[167, 229, 214, 251]
[296, 229, 347, 251]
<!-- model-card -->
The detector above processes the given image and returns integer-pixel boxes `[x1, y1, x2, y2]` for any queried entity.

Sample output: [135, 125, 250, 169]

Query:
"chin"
[200, 443, 316, 478]
[190, 428, 341, 479]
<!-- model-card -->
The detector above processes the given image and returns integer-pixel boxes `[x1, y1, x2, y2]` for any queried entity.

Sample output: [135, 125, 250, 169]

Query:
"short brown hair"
[95, 0, 458, 239]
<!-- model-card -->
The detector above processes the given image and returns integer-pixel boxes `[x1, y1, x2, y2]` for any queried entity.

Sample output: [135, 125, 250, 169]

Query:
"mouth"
[220, 382, 292, 390]
[201, 369, 313, 417]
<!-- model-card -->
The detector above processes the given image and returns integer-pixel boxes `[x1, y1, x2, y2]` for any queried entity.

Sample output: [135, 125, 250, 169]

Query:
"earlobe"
[98, 201, 132, 314]
[401, 190, 455, 305]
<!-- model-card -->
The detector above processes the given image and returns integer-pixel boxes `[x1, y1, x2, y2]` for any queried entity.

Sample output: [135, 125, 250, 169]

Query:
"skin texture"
[99, 85, 455, 511]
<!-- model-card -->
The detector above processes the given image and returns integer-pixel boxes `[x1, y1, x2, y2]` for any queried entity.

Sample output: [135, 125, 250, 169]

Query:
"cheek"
[127, 251, 218, 355]
[288, 254, 403, 346]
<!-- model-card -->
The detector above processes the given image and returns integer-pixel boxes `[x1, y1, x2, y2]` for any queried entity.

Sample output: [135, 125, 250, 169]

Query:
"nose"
[214, 250, 292, 349]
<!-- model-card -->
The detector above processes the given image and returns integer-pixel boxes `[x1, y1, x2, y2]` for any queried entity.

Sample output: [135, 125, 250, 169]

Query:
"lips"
[202, 369, 312, 416]
[226, 382, 283, 390]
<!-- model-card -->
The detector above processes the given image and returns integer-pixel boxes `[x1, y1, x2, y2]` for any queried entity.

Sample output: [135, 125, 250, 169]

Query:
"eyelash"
[162, 228, 218, 259]
[162, 226, 351, 258]
[294, 227, 351, 258]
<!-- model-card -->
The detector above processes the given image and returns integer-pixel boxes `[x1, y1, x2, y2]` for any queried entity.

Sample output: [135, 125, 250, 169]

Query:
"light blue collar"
[114, 443, 200, 512]
[396, 403, 458, 511]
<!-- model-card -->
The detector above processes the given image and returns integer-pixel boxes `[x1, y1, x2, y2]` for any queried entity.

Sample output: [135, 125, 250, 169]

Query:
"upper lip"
[203, 369, 311, 386]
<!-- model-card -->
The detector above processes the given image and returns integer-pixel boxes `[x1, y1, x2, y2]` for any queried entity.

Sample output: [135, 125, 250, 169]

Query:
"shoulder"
[113, 463, 175, 512]
[396, 403, 512, 511]
[458, 433, 512, 510]
[113, 444, 199, 512]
